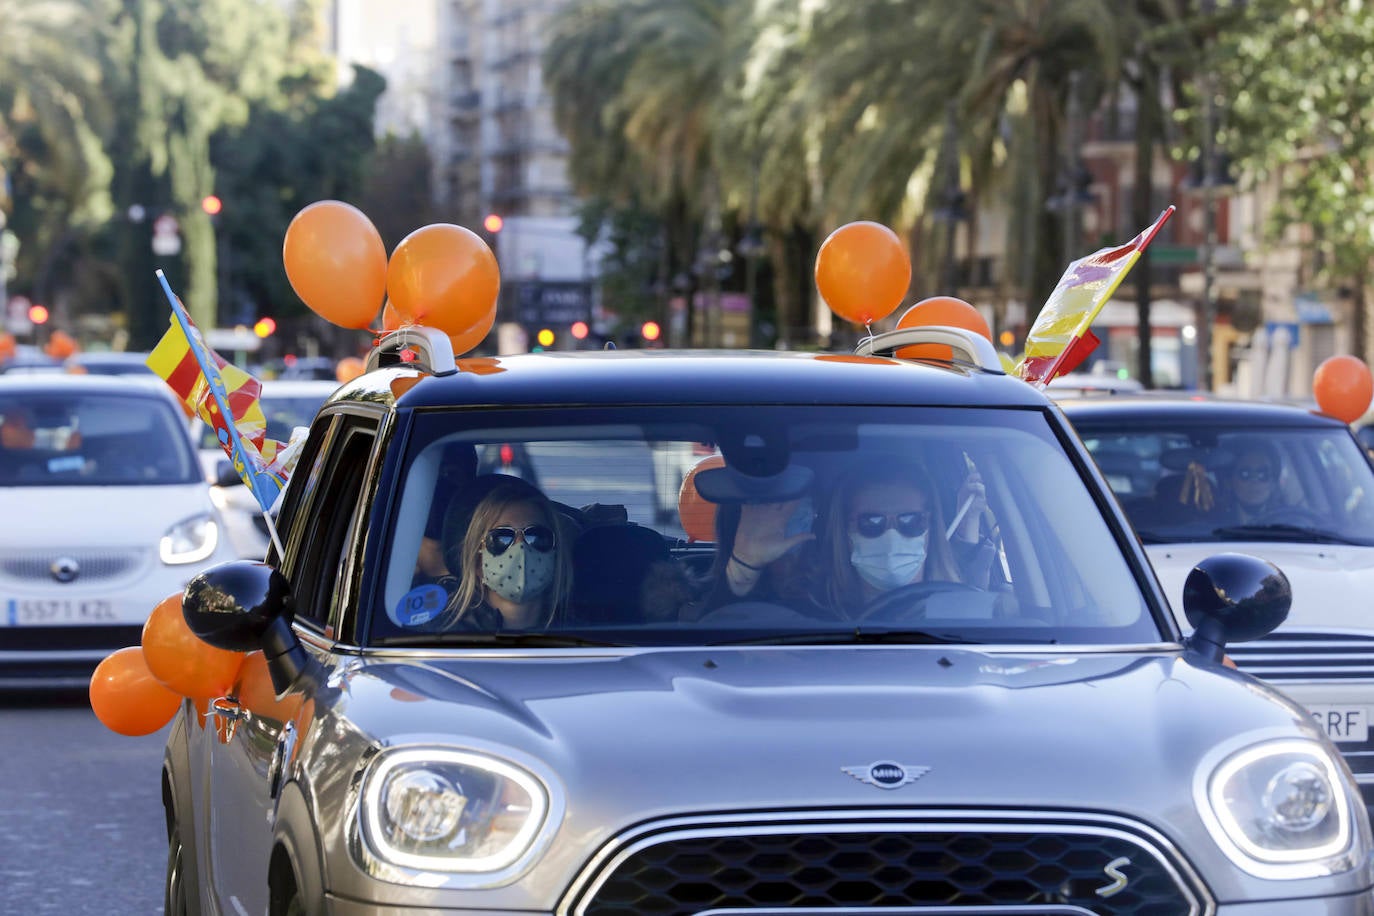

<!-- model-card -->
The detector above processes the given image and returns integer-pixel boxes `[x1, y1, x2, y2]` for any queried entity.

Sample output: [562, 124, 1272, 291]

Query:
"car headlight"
[159, 513, 219, 564]
[1201, 738, 1359, 878]
[359, 748, 551, 877]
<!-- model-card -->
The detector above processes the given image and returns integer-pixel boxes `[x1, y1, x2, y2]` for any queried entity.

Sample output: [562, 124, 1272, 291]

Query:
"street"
[0, 688, 167, 915]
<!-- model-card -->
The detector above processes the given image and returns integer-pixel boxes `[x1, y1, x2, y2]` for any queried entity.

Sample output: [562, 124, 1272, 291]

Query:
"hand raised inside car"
[732, 499, 815, 570]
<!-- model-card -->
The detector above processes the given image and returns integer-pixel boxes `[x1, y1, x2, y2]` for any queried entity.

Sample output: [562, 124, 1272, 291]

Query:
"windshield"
[368, 405, 1157, 648]
[1076, 422, 1374, 546]
[0, 392, 199, 485]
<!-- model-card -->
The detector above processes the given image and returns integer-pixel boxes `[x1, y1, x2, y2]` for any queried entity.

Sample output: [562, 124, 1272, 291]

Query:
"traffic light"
[640, 320, 661, 343]
[201, 195, 223, 216]
[28, 304, 49, 326]
[536, 328, 555, 348]
[570, 321, 589, 341]
[253, 317, 277, 338]
[483, 213, 504, 234]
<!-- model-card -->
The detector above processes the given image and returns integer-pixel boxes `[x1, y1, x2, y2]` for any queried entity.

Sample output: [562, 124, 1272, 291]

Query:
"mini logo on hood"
[841, 761, 930, 789]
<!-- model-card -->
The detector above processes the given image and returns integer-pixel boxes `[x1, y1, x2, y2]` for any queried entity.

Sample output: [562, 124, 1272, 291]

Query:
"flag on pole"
[1015, 205, 1175, 387]
[145, 272, 287, 512]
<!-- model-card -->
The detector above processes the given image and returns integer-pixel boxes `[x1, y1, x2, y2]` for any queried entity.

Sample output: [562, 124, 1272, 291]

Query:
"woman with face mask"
[436, 474, 573, 630]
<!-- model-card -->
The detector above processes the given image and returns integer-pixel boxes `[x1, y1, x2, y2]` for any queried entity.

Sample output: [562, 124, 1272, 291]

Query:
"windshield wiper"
[389, 632, 629, 648]
[715, 628, 982, 646]
[1209, 524, 1360, 545]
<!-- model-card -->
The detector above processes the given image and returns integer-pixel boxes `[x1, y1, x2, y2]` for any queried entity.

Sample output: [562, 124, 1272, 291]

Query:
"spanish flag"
[145, 278, 286, 511]
[1016, 206, 1175, 387]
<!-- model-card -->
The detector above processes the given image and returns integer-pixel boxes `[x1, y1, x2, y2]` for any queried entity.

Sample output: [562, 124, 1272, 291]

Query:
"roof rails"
[854, 326, 1004, 373]
[365, 326, 459, 377]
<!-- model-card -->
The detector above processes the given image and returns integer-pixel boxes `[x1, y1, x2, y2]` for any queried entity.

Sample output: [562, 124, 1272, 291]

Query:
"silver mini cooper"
[161, 327, 1374, 915]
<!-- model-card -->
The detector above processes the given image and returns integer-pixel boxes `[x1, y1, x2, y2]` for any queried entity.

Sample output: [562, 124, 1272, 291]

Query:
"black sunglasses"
[1234, 467, 1273, 482]
[484, 524, 557, 555]
[853, 510, 930, 539]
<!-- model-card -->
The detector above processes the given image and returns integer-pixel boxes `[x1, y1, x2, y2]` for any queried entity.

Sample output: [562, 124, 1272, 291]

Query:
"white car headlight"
[1202, 738, 1359, 878]
[159, 513, 219, 564]
[359, 748, 551, 876]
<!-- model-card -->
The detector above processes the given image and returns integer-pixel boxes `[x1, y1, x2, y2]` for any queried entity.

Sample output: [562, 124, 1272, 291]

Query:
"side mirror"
[215, 460, 245, 488]
[1182, 552, 1291, 662]
[183, 561, 310, 694]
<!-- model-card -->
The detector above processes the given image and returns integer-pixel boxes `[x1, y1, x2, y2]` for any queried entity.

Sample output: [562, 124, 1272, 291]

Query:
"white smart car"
[0, 374, 237, 687]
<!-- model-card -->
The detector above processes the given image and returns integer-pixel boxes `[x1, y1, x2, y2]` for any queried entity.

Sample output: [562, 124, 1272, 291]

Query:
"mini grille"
[0, 551, 144, 582]
[1225, 631, 1374, 682]
[567, 820, 1202, 916]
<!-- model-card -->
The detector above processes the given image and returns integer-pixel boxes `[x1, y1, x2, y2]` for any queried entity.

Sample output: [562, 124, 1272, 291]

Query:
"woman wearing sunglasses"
[1218, 438, 1286, 526]
[437, 474, 573, 630]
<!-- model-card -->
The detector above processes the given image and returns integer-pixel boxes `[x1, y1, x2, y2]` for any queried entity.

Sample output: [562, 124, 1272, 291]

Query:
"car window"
[369, 405, 1156, 647]
[0, 392, 199, 485]
[1077, 423, 1374, 545]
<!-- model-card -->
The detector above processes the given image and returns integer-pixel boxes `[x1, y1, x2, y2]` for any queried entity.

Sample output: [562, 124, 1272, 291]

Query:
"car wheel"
[164, 821, 191, 916]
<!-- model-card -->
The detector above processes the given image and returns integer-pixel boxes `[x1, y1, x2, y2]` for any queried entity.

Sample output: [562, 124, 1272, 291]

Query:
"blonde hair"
[450, 482, 573, 627]
[824, 463, 960, 613]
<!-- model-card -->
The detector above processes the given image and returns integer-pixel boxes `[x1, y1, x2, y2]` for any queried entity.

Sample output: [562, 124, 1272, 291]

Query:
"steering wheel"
[860, 580, 982, 624]
[1244, 507, 1325, 530]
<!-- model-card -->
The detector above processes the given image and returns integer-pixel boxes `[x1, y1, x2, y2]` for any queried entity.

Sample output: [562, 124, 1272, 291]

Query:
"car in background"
[0, 344, 61, 375]
[160, 326, 1373, 914]
[63, 350, 155, 376]
[1046, 371, 1145, 398]
[196, 378, 338, 558]
[274, 355, 340, 381]
[0, 374, 236, 686]
[1061, 395, 1374, 812]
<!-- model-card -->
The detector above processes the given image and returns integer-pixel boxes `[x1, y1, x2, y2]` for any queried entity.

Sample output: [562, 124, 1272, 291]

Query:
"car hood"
[335, 647, 1318, 840]
[0, 483, 215, 545]
[1146, 541, 1374, 632]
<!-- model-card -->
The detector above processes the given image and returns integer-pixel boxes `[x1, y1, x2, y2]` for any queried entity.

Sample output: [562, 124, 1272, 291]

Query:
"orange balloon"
[894, 296, 993, 360]
[233, 650, 303, 721]
[386, 223, 500, 336]
[382, 300, 403, 331]
[141, 593, 247, 700]
[336, 356, 365, 383]
[44, 330, 78, 360]
[449, 304, 496, 357]
[814, 221, 911, 326]
[89, 647, 184, 736]
[0, 333, 15, 361]
[283, 200, 388, 329]
[678, 455, 726, 543]
[1313, 355, 1374, 423]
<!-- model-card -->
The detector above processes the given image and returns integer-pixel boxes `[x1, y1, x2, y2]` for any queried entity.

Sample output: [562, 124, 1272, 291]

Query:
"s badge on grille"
[841, 761, 930, 789]
[50, 557, 80, 583]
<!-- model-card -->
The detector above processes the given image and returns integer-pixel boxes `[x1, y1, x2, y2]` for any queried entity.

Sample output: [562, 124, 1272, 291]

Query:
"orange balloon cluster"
[894, 296, 993, 360]
[678, 454, 726, 542]
[89, 593, 251, 737]
[815, 221, 911, 327]
[1313, 355, 1374, 424]
[44, 330, 79, 360]
[283, 203, 500, 360]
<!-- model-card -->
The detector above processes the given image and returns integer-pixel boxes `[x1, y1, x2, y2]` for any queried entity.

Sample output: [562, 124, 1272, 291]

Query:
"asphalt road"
[0, 687, 167, 915]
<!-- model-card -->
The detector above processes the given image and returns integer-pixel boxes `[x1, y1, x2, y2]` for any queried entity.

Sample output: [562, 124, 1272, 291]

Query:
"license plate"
[1308, 705, 1370, 743]
[4, 599, 118, 626]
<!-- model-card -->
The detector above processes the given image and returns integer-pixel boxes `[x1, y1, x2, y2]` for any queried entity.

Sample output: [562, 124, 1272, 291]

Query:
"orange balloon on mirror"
[894, 296, 992, 360]
[386, 223, 500, 336]
[89, 647, 184, 736]
[449, 304, 496, 357]
[142, 593, 246, 700]
[233, 650, 303, 721]
[678, 455, 726, 543]
[814, 221, 910, 326]
[283, 200, 388, 330]
[336, 356, 365, 383]
[1313, 355, 1374, 423]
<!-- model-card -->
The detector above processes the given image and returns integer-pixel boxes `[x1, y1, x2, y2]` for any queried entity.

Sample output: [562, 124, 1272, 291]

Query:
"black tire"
[164, 821, 191, 916]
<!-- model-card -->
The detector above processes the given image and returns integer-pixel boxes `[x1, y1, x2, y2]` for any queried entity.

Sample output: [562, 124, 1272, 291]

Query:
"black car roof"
[334, 349, 1052, 410]
[1057, 394, 1347, 429]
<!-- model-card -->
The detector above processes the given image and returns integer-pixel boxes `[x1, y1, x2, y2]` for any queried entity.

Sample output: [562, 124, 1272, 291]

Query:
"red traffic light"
[253, 317, 277, 338]
[483, 213, 504, 234]
[570, 321, 589, 340]
[640, 320, 661, 342]
[201, 195, 223, 216]
[28, 304, 50, 325]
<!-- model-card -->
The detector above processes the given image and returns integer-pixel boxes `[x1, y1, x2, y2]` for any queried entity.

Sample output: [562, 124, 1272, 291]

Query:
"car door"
[203, 412, 380, 912]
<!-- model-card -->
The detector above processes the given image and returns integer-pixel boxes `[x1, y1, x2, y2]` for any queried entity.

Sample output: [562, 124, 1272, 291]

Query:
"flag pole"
[154, 270, 287, 559]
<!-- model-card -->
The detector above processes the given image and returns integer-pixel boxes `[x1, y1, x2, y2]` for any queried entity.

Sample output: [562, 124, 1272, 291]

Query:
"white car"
[1063, 395, 1374, 815]
[0, 374, 237, 687]
[195, 378, 339, 558]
